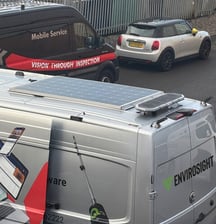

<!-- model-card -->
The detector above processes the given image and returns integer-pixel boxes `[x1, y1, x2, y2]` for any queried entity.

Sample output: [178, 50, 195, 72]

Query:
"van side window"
[74, 22, 96, 50]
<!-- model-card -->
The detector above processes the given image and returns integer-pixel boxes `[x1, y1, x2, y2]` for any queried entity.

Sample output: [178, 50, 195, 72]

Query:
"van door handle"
[189, 191, 196, 203]
[195, 212, 205, 223]
[46, 202, 60, 209]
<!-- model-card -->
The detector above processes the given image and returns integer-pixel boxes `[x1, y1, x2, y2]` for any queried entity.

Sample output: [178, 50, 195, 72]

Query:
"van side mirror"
[192, 28, 198, 36]
[85, 36, 105, 48]
[98, 36, 105, 47]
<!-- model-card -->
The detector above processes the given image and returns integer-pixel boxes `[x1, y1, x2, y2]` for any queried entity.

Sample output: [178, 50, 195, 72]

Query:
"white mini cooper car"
[115, 18, 211, 71]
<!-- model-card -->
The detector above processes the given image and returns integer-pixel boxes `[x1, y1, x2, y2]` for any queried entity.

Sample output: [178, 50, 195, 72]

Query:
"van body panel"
[0, 69, 216, 224]
[0, 108, 52, 223]
[45, 117, 138, 223]
[135, 130, 154, 224]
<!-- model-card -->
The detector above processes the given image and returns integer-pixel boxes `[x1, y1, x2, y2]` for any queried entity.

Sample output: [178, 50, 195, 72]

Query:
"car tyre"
[199, 39, 211, 60]
[98, 69, 114, 82]
[158, 50, 174, 72]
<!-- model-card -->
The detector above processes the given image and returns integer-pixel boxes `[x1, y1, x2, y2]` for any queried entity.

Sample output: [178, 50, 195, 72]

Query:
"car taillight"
[151, 41, 160, 50]
[117, 35, 122, 46]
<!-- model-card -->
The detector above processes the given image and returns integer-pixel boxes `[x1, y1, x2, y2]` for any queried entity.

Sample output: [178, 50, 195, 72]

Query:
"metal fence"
[1, 0, 216, 35]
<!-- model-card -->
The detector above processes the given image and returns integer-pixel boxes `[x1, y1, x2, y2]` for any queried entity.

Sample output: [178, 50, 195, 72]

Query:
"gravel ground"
[105, 12, 216, 50]
[190, 12, 216, 50]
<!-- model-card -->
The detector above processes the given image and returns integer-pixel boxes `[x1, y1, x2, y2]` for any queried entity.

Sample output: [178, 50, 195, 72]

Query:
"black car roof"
[0, 3, 83, 28]
[129, 18, 185, 27]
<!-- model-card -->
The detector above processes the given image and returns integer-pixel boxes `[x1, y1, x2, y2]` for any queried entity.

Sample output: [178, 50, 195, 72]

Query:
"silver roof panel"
[10, 76, 162, 110]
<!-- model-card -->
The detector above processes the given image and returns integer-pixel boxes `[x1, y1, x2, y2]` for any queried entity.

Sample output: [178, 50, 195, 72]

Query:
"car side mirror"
[192, 28, 198, 36]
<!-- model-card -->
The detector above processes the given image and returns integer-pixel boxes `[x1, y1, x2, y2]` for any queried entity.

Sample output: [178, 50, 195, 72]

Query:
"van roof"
[0, 69, 209, 131]
[0, 2, 83, 28]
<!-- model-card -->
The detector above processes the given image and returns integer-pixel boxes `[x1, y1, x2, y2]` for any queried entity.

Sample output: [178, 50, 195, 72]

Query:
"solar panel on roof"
[9, 76, 162, 110]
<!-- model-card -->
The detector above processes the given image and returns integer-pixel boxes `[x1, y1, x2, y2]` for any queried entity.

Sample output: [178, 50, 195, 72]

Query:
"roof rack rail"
[135, 93, 184, 113]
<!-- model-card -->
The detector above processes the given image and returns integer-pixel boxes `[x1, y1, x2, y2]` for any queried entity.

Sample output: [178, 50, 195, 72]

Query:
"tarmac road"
[107, 12, 216, 111]
[118, 49, 216, 112]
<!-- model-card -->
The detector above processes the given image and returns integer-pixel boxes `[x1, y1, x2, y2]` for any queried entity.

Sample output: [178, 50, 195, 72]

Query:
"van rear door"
[153, 119, 193, 223]
[153, 107, 216, 224]
[188, 108, 216, 224]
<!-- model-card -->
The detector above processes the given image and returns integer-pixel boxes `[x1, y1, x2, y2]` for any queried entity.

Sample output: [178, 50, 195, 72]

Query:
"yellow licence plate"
[129, 41, 144, 48]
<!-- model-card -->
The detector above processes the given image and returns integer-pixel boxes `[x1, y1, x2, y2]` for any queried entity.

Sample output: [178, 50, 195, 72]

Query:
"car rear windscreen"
[126, 24, 156, 37]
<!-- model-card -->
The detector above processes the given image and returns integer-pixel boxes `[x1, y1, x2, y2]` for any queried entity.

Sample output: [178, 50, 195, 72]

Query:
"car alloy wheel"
[199, 40, 211, 59]
[158, 50, 174, 72]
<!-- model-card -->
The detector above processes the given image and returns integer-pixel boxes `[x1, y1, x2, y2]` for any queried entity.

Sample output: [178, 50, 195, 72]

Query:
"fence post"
[192, 0, 197, 18]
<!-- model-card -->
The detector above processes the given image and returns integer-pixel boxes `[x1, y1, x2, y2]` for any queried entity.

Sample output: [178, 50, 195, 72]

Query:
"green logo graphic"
[90, 208, 101, 219]
[163, 176, 173, 191]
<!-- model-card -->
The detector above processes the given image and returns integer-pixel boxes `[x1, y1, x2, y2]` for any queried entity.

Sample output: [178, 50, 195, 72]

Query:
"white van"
[0, 68, 216, 224]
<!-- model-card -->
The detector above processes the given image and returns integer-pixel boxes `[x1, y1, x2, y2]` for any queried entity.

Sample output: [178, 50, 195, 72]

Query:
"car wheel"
[98, 69, 114, 82]
[158, 50, 174, 72]
[199, 39, 211, 59]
